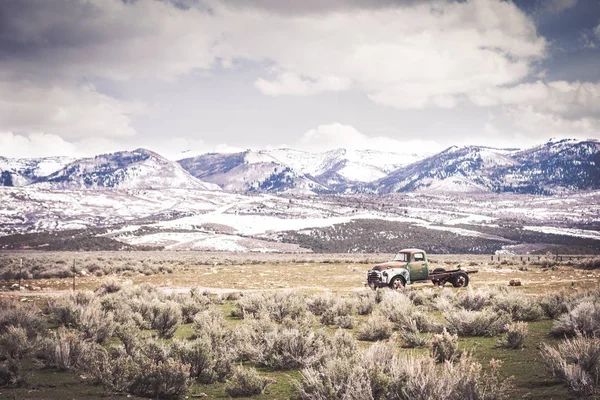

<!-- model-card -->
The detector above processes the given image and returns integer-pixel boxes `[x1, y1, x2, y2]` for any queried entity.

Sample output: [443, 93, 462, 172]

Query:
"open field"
[0, 251, 599, 399]
[1, 251, 599, 294]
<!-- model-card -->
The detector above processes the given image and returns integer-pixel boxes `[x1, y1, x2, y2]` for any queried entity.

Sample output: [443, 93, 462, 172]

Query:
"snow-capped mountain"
[376, 145, 519, 193]
[1, 139, 597, 194]
[375, 139, 599, 194]
[501, 139, 600, 193]
[33, 149, 220, 190]
[178, 150, 326, 193]
[0, 156, 75, 186]
[178, 148, 423, 192]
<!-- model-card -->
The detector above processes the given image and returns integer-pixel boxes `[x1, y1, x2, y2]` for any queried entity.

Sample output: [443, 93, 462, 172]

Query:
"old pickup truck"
[366, 248, 476, 289]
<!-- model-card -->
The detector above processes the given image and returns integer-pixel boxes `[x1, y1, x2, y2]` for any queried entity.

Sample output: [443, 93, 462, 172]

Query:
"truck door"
[409, 252, 428, 281]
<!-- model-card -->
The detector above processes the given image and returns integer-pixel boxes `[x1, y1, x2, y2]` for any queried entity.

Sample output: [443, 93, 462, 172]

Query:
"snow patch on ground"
[419, 176, 488, 193]
[118, 231, 310, 252]
[338, 163, 387, 182]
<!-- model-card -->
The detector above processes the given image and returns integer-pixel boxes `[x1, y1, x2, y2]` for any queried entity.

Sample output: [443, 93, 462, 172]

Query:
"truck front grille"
[367, 271, 381, 284]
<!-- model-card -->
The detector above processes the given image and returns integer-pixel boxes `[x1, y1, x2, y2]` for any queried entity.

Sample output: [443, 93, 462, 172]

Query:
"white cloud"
[1, 0, 547, 111]
[542, 0, 578, 14]
[242, 0, 546, 108]
[0, 1, 219, 82]
[469, 80, 600, 118]
[297, 123, 442, 153]
[506, 106, 600, 139]
[0, 132, 79, 158]
[468, 81, 550, 107]
[490, 81, 600, 140]
[463, 80, 600, 141]
[0, 82, 143, 140]
[3, 0, 598, 152]
[255, 73, 350, 96]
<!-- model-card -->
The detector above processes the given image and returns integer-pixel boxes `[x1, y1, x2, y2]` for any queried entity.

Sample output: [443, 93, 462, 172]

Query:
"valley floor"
[0, 251, 599, 399]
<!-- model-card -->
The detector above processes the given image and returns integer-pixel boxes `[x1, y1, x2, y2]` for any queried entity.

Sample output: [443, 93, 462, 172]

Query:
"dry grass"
[1, 251, 599, 295]
[2, 274, 597, 399]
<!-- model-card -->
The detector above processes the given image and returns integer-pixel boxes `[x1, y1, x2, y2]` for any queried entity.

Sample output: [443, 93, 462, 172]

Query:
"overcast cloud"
[0, 0, 598, 159]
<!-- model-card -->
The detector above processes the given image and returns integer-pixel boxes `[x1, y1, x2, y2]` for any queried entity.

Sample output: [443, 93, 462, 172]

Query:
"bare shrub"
[405, 289, 433, 306]
[48, 298, 80, 327]
[308, 293, 335, 316]
[171, 308, 237, 383]
[138, 337, 171, 364]
[551, 301, 600, 337]
[355, 292, 376, 315]
[0, 326, 31, 359]
[103, 351, 140, 392]
[456, 287, 490, 311]
[72, 291, 95, 306]
[445, 309, 511, 337]
[193, 308, 229, 340]
[433, 288, 458, 312]
[541, 336, 600, 398]
[539, 293, 569, 319]
[151, 301, 181, 339]
[491, 292, 543, 322]
[259, 327, 327, 370]
[78, 307, 116, 344]
[296, 343, 513, 400]
[0, 300, 46, 338]
[114, 322, 140, 356]
[319, 296, 354, 326]
[497, 322, 528, 349]
[0, 358, 24, 387]
[357, 313, 393, 341]
[128, 358, 191, 400]
[38, 327, 89, 371]
[97, 277, 123, 294]
[580, 258, 600, 269]
[297, 357, 372, 400]
[225, 366, 274, 397]
[175, 294, 211, 323]
[334, 315, 354, 329]
[232, 291, 307, 322]
[224, 291, 242, 301]
[233, 317, 277, 362]
[76, 342, 138, 393]
[400, 320, 430, 348]
[400, 330, 430, 348]
[326, 329, 357, 360]
[171, 336, 235, 384]
[431, 329, 460, 363]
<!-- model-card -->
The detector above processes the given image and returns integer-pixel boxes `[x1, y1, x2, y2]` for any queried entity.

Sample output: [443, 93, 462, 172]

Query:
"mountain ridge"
[1, 138, 598, 194]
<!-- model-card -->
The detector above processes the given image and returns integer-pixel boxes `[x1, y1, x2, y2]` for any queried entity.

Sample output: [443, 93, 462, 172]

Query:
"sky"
[0, 0, 599, 159]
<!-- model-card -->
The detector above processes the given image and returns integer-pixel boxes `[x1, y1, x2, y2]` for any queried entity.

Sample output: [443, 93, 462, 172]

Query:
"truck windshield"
[393, 253, 409, 262]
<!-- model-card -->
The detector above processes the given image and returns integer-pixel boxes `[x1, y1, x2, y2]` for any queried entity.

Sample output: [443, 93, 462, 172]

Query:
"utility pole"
[18, 258, 22, 290]
[72, 259, 76, 292]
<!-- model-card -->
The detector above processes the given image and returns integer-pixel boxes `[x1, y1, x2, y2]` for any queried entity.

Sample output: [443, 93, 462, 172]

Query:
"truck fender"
[390, 270, 410, 285]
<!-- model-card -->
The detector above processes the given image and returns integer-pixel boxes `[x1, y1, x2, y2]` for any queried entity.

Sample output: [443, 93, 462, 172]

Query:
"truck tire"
[451, 272, 469, 288]
[389, 276, 406, 290]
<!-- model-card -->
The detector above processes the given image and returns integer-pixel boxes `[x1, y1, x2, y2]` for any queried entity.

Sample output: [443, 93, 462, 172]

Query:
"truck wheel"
[451, 272, 469, 288]
[389, 276, 406, 290]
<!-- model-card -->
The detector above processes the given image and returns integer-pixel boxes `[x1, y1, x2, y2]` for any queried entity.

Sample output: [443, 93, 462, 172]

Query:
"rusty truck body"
[366, 248, 476, 289]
